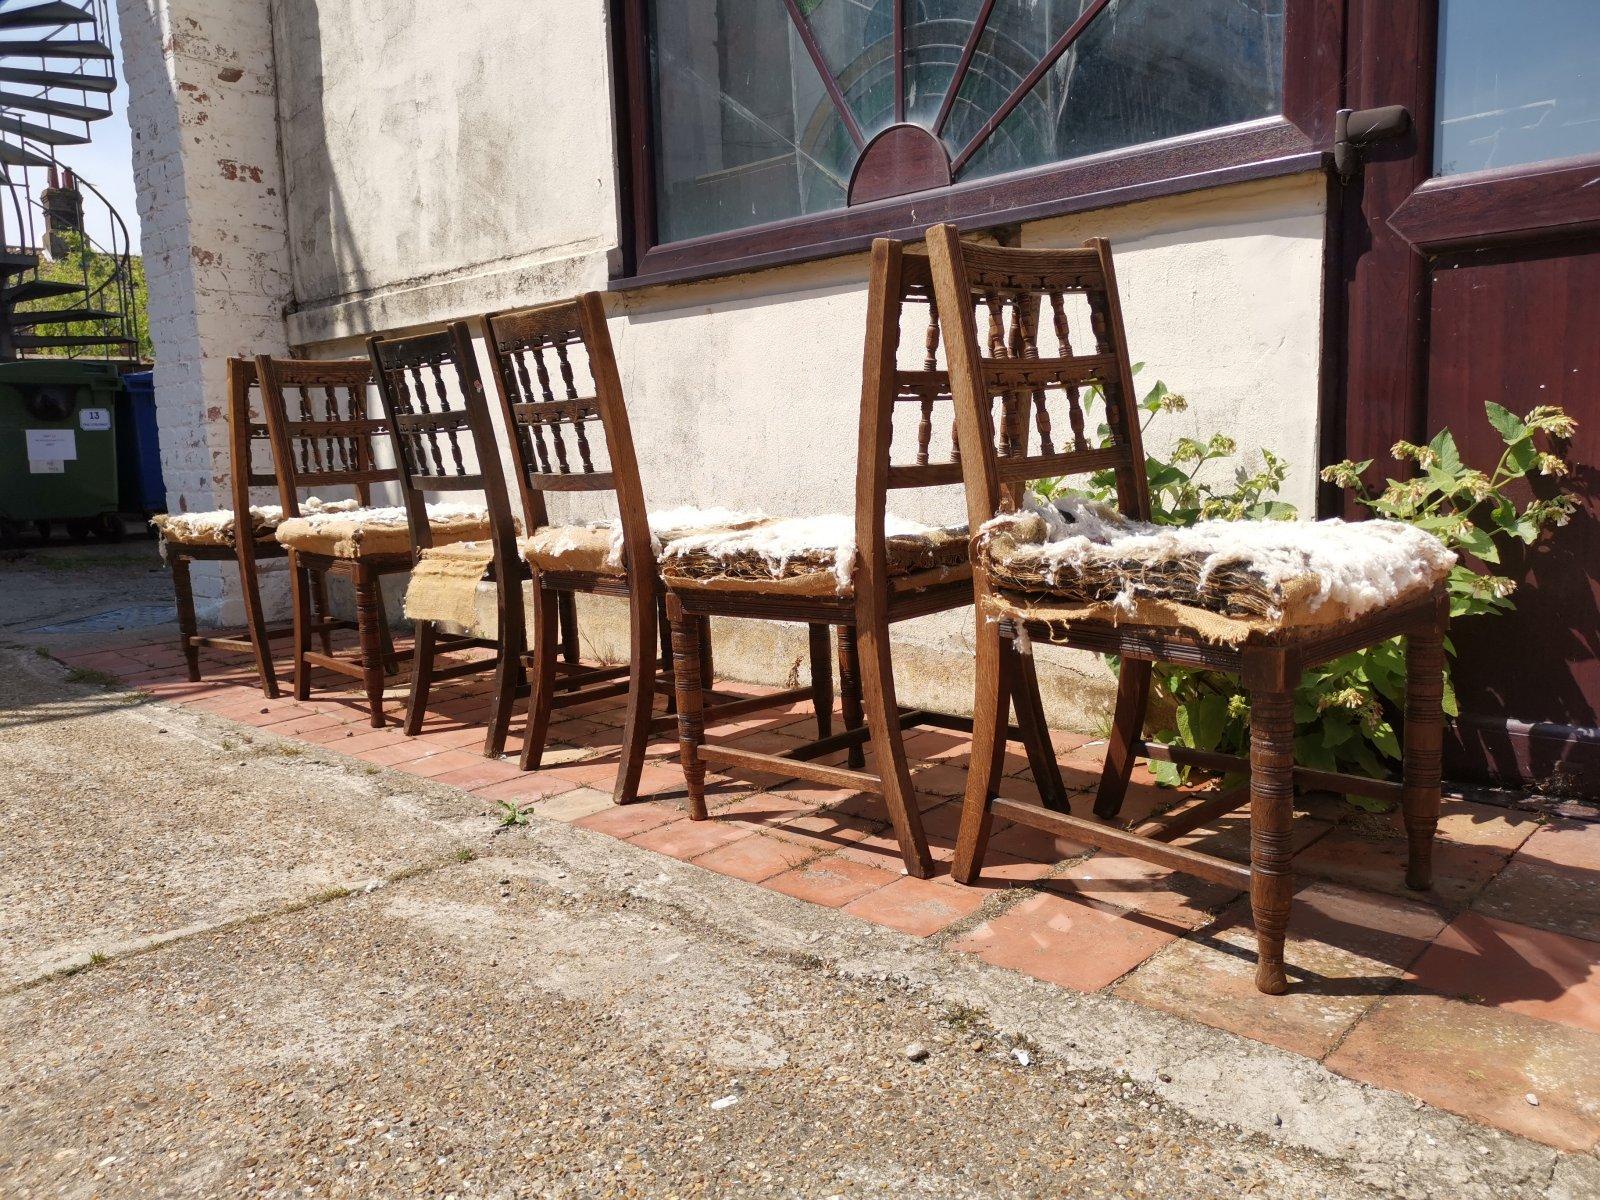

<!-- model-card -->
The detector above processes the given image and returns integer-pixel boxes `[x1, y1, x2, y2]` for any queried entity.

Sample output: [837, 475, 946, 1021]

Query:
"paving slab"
[0, 651, 481, 986]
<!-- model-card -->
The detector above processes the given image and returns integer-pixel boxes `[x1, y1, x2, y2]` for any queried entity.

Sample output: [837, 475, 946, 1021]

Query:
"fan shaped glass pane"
[904, 0, 988, 126]
[798, 0, 898, 140]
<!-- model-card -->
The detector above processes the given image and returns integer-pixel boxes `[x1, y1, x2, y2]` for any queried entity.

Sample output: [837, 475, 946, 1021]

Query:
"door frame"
[1330, 0, 1600, 793]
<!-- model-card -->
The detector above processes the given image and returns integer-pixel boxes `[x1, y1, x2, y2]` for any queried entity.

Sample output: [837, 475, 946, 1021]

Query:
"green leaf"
[1347, 793, 1396, 814]
[1453, 523, 1500, 564]
[1428, 428, 1463, 475]
[1485, 401, 1529, 444]
[1505, 438, 1539, 475]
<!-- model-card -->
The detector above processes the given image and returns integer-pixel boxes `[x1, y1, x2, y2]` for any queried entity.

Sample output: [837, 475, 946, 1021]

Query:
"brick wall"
[117, 0, 292, 623]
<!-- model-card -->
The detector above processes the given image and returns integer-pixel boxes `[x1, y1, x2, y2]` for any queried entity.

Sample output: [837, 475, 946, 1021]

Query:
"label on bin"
[79, 407, 110, 431]
[30, 459, 64, 474]
[25, 428, 77, 462]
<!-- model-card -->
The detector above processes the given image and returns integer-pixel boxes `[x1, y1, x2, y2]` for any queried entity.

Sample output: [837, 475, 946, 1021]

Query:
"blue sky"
[30, 2, 141, 253]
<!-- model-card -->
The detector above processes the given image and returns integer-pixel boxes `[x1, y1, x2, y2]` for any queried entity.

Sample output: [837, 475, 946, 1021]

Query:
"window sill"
[609, 120, 1330, 293]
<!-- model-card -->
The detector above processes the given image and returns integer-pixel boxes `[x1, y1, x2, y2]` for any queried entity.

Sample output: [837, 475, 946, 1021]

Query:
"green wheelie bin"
[0, 359, 126, 545]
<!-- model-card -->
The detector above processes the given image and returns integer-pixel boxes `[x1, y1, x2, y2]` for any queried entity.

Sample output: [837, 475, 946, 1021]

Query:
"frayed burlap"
[523, 525, 625, 576]
[152, 498, 362, 549]
[274, 507, 491, 559]
[662, 523, 969, 597]
[405, 540, 497, 627]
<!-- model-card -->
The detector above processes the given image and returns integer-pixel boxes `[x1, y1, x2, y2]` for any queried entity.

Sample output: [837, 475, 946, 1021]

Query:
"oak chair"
[661, 238, 1068, 880]
[925, 224, 1449, 993]
[153, 357, 332, 698]
[485, 294, 758, 802]
[258, 355, 493, 728]
[366, 321, 539, 756]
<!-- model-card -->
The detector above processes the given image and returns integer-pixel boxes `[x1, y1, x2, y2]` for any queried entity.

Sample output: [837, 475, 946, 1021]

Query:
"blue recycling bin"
[116, 370, 165, 517]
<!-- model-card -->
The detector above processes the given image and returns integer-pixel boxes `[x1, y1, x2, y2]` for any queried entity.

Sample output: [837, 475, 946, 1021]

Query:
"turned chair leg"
[667, 594, 709, 821]
[374, 582, 399, 674]
[288, 556, 314, 702]
[951, 612, 1009, 885]
[236, 547, 279, 699]
[558, 590, 580, 667]
[404, 620, 436, 737]
[310, 572, 335, 656]
[836, 622, 866, 770]
[170, 553, 202, 683]
[353, 563, 387, 728]
[613, 583, 659, 805]
[1004, 629, 1070, 812]
[519, 582, 559, 772]
[1248, 688, 1296, 995]
[483, 619, 524, 761]
[856, 609, 933, 879]
[1093, 658, 1153, 820]
[807, 622, 834, 743]
[1402, 612, 1446, 891]
[657, 596, 677, 715]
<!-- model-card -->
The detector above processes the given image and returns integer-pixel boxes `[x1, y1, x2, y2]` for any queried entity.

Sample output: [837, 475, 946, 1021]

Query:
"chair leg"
[374, 581, 398, 674]
[1402, 614, 1446, 891]
[353, 563, 387, 729]
[951, 610, 1009, 885]
[1092, 658, 1153, 820]
[613, 583, 660, 805]
[235, 547, 279, 699]
[658, 596, 677, 715]
[311, 572, 334, 656]
[1005, 629, 1068, 812]
[404, 620, 436, 737]
[856, 608, 933, 879]
[289, 557, 314, 702]
[1248, 687, 1296, 996]
[483, 621, 524, 761]
[807, 622, 834, 742]
[518, 584, 559, 772]
[169, 554, 202, 683]
[558, 590, 580, 666]
[836, 622, 866, 770]
[668, 594, 709, 821]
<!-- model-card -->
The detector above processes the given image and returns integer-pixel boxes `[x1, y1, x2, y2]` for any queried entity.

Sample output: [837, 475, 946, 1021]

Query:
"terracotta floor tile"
[690, 832, 820, 883]
[395, 749, 488, 779]
[573, 800, 684, 840]
[1294, 825, 1510, 907]
[763, 854, 899, 908]
[950, 892, 1177, 992]
[984, 817, 1092, 865]
[934, 854, 1056, 891]
[1326, 992, 1600, 1152]
[431, 759, 527, 790]
[472, 772, 579, 803]
[335, 729, 412, 754]
[356, 740, 442, 768]
[1174, 812, 1334, 864]
[768, 809, 882, 858]
[528, 787, 613, 822]
[842, 874, 987, 937]
[1474, 858, 1600, 944]
[1114, 881, 1446, 1059]
[1406, 911, 1600, 1035]
[708, 792, 813, 830]
[1049, 852, 1242, 931]
[1513, 818, 1600, 872]
[630, 817, 753, 861]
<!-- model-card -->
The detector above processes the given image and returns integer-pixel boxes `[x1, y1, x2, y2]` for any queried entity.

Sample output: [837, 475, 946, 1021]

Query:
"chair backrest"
[254, 355, 391, 515]
[223, 356, 278, 524]
[481, 293, 653, 580]
[366, 324, 520, 565]
[923, 224, 1150, 534]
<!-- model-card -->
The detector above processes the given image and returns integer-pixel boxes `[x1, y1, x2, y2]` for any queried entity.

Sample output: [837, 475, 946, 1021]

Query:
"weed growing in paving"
[496, 800, 531, 828]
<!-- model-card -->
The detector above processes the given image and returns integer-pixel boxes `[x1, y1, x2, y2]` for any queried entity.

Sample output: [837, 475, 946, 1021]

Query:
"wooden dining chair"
[926, 224, 1450, 994]
[660, 238, 1068, 880]
[154, 357, 337, 698]
[484, 295, 763, 802]
[258, 355, 495, 728]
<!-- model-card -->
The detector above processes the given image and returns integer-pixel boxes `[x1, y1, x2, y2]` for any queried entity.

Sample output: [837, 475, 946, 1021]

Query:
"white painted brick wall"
[117, 0, 292, 622]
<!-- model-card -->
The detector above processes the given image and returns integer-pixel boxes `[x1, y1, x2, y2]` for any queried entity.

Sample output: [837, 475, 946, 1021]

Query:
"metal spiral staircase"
[0, 0, 139, 362]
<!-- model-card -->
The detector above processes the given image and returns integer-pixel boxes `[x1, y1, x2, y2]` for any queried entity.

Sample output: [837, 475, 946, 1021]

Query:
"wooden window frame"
[608, 0, 1344, 290]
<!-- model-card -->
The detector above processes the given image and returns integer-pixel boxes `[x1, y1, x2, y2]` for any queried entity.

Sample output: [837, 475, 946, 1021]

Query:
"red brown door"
[1339, 1, 1600, 797]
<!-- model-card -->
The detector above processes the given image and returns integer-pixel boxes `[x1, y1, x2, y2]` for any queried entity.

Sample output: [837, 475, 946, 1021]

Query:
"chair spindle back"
[924, 226, 1150, 533]
[255, 356, 390, 520]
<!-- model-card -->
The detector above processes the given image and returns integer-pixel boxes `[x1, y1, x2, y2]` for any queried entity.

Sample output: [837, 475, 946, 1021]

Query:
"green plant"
[1034, 377, 1576, 790]
[496, 800, 530, 828]
[17, 230, 152, 361]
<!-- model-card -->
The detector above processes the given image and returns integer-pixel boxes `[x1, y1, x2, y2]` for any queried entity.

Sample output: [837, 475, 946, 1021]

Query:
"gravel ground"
[0, 557, 1593, 1197]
